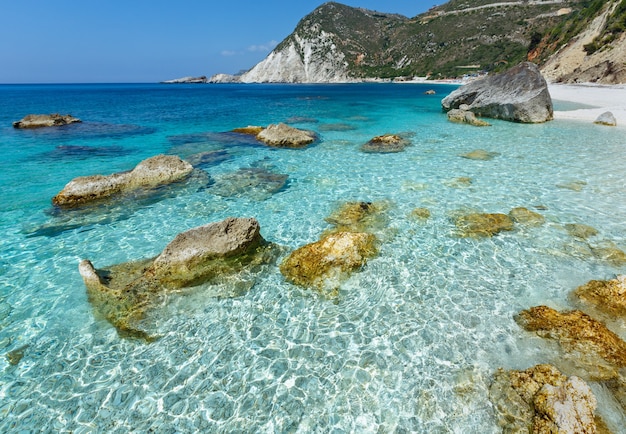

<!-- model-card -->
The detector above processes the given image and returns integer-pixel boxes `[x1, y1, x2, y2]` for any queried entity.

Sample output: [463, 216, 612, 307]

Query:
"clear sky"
[0, 1, 444, 83]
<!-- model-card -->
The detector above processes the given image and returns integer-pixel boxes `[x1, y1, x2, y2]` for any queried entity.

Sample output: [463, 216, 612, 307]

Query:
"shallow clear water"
[1, 83, 625, 432]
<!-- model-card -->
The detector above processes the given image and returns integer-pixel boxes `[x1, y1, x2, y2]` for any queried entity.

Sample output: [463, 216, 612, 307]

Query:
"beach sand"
[548, 83, 626, 126]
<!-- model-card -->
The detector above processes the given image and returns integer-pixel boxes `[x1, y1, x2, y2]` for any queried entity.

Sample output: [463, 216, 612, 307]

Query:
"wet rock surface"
[447, 109, 491, 126]
[209, 166, 289, 201]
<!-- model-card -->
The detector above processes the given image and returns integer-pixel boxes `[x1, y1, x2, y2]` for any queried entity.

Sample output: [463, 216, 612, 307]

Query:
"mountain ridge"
[211, 0, 626, 84]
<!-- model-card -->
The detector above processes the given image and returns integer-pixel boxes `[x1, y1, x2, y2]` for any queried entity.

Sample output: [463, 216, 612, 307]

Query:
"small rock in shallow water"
[509, 207, 545, 226]
[460, 149, 499, 160]
[454, 212, 514, 237]
[594, 111, 617, 126]
[6, 345, 28, 365]
[564, 223, 598, 239]
[410, 208, 431, 220]
[557, 180, 587, 191]
[360, 134, 410, 153]
[256, 123, 316, 148]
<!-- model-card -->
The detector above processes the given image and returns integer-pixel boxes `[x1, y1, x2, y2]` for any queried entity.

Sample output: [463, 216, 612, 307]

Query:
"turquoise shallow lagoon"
[1, 83, 625, 432]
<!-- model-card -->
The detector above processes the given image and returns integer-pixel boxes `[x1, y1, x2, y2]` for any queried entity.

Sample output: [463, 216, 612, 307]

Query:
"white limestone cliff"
[237, 27, 353, 83]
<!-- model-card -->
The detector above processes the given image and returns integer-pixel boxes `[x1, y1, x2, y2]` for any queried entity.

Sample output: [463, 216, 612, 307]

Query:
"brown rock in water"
[574, 275, 626, 318]
[256, 123, 316, 148]
[231, 125, 265, 135]
[80, 217, 272, 340]
[52, 155, 193, 208]
[13, 113, 81, 128]
[590, 241, 626, 266]
[516, 306, 626, 380]
[460, 149, 499, 160]
[509, 207, 545, 226]
[410, 207, 431, 220]
[489, 364, 599, 433]
[279, 231, 377, 297]
[447, 109, 491, 127]
[361, 134, 410, 153]
[324, 201, 388, 235]
[455, 213, 514, 237]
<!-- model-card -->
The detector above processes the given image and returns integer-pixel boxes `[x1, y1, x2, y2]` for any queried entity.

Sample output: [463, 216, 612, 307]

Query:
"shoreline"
[547, 83, 626, 125]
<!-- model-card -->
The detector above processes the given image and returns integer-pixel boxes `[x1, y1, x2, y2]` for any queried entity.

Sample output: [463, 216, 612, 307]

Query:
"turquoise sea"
[1, 83, 625, 432]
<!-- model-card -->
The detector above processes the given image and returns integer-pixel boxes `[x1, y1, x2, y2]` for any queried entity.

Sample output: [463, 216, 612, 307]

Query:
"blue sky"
[1, 1, 443, 83]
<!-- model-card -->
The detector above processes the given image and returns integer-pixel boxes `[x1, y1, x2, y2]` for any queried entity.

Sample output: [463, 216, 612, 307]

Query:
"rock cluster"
[13, 113, 81, 128]
[80, 217, 274, 339]
[454, 207, 546, 237]
[442, 62, 553, 123]
[52, 155, 194, 208]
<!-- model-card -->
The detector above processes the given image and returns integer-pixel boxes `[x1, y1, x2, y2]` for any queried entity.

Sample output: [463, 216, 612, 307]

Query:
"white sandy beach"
[548, 83, 626, 126]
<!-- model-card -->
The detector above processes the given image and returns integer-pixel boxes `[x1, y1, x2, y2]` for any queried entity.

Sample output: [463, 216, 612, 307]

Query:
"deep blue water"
[1, 83, 625, 432]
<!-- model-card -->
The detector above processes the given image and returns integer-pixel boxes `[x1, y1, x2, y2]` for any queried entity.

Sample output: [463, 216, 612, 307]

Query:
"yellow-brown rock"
[574, 275, 626, 318]
[361, 134, 410, 153]
[509, 207, 545, 226]
[256, 123, 316, 148]
[455, 213, 514, 237]
[489, 364, 599, 433]
[279, 231, 377, 296]
[231, 125, 265, 135]
[516, 306, 626, 380]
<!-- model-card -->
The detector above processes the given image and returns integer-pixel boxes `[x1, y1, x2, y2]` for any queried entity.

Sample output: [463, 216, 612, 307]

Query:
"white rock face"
[240, 28, 353, 83]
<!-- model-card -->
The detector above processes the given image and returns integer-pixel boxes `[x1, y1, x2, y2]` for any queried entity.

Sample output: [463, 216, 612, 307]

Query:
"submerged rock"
[256, 123, 316, 148]
[557, 180, 587, 191]
[410, 207, 431, 220]
[447, 109, 491, 127]
[13, 113, 81, 128]
[441, 62, 553, 123]
[516, 305, 626, 380]
[279, 231, 377, 297]
[594, 111, 617, 126]
[460, 149, 499, 160]
[589, 241, 626, 266]
[509, 207, 545, 226]
[454, 212, 514, 237]
[324, 201, 388, 235]
[489, 364, 599, 433]
[573, 275, 626, 318]
[360, 134, 410, 153]
[210, 166, 289, 200]
[445, 177, 473, 188]
[52, 155, 193, 209]
[80, 217, 274, 339]
[564, 223, 599, 240]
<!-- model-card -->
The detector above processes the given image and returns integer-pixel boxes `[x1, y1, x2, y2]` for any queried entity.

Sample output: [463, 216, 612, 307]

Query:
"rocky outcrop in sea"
[13, 113, 81, 128]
